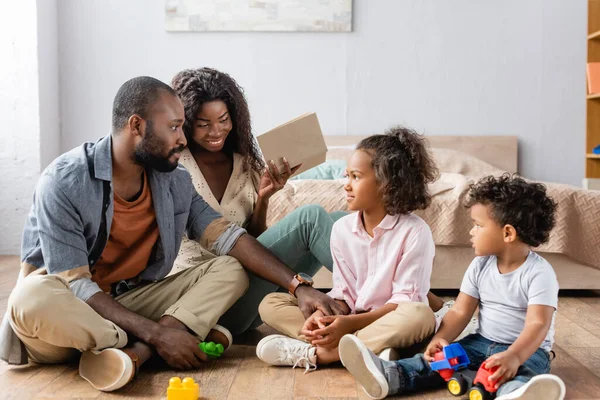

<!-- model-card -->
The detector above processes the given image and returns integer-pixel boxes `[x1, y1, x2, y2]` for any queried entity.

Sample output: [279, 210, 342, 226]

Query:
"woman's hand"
[257, 158, 302, 200]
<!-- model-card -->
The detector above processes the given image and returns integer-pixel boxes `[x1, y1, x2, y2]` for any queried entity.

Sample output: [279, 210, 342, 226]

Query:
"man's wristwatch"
[288, 272, 314, 296]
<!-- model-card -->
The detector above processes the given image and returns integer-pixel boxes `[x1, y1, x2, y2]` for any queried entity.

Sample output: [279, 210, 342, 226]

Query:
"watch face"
[297, 272, 313, 284]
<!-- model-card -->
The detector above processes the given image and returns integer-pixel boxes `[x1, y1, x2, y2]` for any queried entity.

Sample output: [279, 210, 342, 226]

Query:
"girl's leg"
[355, 302, 437, 355]
[315, 345, 340, 364]
[219, 205, 347, 335]
[258, 293, 306, 340]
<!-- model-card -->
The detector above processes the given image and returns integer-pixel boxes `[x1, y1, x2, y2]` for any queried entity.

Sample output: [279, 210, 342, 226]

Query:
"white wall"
[0, 0, 587, 254]
[0, 0, 43, 254]
[38, 0, 61, 170]
[57, 0, 587, 186]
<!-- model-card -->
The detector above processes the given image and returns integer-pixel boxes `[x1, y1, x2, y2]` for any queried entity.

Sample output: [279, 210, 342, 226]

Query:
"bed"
[266, 135, 600, 290]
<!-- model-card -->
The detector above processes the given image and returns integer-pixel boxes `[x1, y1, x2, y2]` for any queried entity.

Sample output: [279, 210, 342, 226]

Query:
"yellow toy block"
[167, 377, 200, 400]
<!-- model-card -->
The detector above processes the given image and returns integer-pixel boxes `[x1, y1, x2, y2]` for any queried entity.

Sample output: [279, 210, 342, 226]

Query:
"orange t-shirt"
[92, 172, 160, 293]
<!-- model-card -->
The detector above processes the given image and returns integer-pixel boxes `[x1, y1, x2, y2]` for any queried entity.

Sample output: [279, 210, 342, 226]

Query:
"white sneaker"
[434, 300, 479, 340]
[496, 374, 566, 400]
[79, 348, 137, 392]
[339, 335, 389, 399]
[378, 347, 400, 361]
[256, 334, 317, 373]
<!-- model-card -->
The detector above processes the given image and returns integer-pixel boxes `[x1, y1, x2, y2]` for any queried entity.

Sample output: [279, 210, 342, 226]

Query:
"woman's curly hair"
[357, 126, 438, 215]
[465, 174, 557, 247]
[171, 68, 264, 174]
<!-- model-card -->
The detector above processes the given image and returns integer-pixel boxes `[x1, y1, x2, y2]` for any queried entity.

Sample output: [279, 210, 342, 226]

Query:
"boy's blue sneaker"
[339, 335, 391, 399]
[496, 374, 566, 400]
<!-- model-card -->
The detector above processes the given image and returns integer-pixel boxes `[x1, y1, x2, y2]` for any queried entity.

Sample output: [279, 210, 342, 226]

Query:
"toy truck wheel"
[468, 384, 489, 400]
[447, 376, 467, 396]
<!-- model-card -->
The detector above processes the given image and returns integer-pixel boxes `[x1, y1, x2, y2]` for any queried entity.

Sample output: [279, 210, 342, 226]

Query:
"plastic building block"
[199, 341, 224, 359]
[167, 377, 200, 400]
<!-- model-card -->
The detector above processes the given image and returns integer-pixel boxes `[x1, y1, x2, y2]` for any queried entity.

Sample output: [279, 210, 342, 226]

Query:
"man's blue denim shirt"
[0, 134, 245, 364]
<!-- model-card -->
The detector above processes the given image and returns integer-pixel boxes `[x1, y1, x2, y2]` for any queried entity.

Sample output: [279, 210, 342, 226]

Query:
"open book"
[256, 112, 328, 177]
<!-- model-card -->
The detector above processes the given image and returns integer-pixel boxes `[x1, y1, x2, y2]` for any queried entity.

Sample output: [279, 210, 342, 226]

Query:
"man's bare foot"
[205, 325, 233, 349]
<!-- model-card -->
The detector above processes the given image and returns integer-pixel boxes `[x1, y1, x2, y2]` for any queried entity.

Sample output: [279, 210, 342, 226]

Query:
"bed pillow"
[326, 145, 355, 161]
[430, 148, 505, 177]
[290, 159, 347, 180]
[292, 147, 504, 181]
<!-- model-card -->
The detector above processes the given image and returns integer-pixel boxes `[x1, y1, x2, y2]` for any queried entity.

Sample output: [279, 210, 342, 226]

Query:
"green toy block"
[199, 341, 224, 359]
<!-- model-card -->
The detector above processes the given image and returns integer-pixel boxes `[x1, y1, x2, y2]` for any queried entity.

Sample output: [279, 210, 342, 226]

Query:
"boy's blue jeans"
[218, 204, 347, 335]
[383, 333, 552, 396]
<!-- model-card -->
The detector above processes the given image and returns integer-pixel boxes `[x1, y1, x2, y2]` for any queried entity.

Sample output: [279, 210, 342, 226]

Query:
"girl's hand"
[424, 337, 449, 362]
[257, 158, 302, 200]
[303, 315, 355, 349]
[485, 351, 520, 389]
[301, 310, 326, 341]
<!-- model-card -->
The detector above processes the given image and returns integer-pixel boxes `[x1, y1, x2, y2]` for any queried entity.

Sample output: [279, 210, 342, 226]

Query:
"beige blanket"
[267, 148, 600, 270]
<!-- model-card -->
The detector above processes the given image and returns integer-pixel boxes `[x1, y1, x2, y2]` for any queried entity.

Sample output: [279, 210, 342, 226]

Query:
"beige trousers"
[7, 256, 248, 364]
[258, 293, 436, 354]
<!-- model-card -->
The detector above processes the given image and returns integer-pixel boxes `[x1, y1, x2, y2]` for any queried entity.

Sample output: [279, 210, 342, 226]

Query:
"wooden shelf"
[586, 1, 600, 179]
[589, 29, 600, 40]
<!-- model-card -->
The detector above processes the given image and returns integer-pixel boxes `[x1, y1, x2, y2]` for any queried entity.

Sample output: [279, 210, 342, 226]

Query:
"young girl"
[256, 126, 439, 371]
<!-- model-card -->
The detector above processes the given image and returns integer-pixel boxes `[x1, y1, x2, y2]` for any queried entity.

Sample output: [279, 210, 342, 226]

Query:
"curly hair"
[171, 68, 264, 174]
[465, 173, 557, 247]
[357, 126, 438, 215]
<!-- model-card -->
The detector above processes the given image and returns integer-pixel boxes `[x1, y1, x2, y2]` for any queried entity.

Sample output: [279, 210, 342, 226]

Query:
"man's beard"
[134, 121, 183, 172]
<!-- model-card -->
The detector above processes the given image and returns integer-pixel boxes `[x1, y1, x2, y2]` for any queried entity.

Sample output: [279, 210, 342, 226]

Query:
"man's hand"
[302, 315, 355, 349]
[295, 285, 348, 318]
[424, 337, 450, 362]
[149, 326, 208, 370]
[485, 350, 521, 389]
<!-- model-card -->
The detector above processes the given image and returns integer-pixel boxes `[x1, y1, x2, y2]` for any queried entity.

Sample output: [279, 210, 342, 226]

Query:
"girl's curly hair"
[357, 126, 438, 215]
[171, 68, 264, 174]
[465, 174, 557, 247]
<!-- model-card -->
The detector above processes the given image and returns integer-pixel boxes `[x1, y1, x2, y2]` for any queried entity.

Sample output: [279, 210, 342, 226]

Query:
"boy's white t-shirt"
[460, 251, 559, 351]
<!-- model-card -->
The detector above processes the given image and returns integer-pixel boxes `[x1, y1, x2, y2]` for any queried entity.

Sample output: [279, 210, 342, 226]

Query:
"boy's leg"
[8, 274, 128, 364]
[340, 333, 491, 397]
[257, 293, 306, 340]
[218, 205, 347, 335]
[387, 333, 490, 393]
[355, 302, 436, 355]
[495, 347, 560, 398]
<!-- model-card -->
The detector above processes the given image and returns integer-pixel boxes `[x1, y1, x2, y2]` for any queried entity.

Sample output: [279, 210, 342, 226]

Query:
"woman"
[171, 68, 347, 336]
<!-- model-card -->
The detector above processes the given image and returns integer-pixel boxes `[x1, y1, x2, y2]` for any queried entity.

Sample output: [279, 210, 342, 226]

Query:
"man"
[0, 77, 344, 391]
